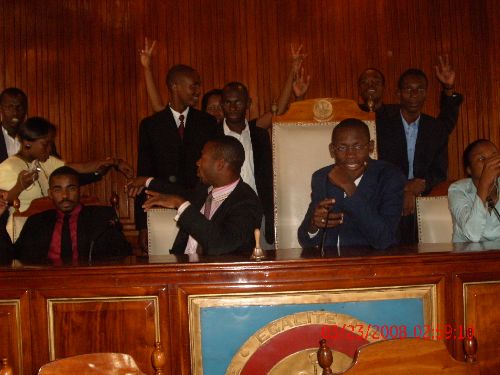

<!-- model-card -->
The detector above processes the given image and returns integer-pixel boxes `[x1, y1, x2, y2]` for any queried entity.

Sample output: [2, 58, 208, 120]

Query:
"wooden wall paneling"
[31, 286, 169, 375]
[462, 280, 500, 374]
[0, 290, 31, 375]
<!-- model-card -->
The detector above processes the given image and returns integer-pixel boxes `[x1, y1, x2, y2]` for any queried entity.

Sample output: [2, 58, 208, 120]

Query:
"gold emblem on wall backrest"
[313, 99, 334, 122]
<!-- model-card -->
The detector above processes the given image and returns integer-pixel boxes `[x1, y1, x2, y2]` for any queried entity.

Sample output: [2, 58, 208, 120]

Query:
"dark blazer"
[0, 205, 131, 264]
[135, 107, 219, 229]
[0, 131, 8, 163]
[248, 120, 274, 244]
[376, 105, 449, 194]
[171, 180, 263, 256]
[298, 159, 406, 250]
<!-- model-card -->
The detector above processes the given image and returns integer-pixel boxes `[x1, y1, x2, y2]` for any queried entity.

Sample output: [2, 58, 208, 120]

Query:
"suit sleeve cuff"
[175, 201, 191, 221]
[308, 229, 320, 238]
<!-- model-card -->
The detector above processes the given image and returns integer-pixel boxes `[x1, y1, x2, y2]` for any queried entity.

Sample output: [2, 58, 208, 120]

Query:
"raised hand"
[293, 67, 311, 98]
[435, 55, 455, 89]
[290, 44, 307, 74]
[140, 37, 157, 69]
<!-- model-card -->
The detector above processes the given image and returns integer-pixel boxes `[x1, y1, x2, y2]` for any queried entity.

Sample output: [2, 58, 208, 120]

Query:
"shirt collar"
[400, 111, 421, 128]
[223, 119, 249, 135]
[1, 125, 16, 140]
[208, 179, 240, 201]
[169, 106, 190, 123]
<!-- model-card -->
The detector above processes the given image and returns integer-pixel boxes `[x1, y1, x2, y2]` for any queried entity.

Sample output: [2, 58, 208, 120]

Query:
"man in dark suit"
[298, 118, 405, 250]
[0, 88, 27, 163]
[127, 64, 220, 251]
[143, 136, 262, 256]
[376, 69, 450, 243]
[0, 166, 131, 264]
[219, 81, 274, 247]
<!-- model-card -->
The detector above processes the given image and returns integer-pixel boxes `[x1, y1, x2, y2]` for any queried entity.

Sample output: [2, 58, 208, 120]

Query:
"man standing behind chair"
[219, 82, 274, 247]
[0, 166, 131, 264]
[376, 69, 449, 244]
[143, 136, 262, 256]
[298, 118, 405, 250]
[127, 64, 220, 251]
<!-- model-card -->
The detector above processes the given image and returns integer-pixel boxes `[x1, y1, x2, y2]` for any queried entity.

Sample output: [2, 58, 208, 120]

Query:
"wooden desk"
[1, 243, 499, 374]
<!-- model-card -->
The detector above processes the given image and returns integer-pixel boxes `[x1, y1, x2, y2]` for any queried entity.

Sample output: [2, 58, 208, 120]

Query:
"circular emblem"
[226, 311, 382, 374]
[313, 99, 334, 122]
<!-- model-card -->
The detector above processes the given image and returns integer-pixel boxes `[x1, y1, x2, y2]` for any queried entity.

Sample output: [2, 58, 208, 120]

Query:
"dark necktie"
[178, 114, 185, 139]
[60, 213, 73, 262]
[196, 192, 213, 254]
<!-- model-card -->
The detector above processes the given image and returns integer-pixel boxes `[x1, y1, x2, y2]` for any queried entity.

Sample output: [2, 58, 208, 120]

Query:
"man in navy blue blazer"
[298, 118, 406, 250]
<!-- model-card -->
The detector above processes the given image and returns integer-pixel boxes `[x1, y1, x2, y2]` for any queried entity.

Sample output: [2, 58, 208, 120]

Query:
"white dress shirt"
[1, 126, 20, 157]
[223, 119, 257, 193]
[448, 178, 500, 242]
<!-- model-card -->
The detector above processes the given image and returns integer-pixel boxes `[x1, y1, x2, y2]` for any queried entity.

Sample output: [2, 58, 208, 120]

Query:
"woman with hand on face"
[448, 139, 500, 242]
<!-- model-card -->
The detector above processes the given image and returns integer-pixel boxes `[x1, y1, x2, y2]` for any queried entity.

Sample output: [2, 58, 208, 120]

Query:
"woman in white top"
[448, 139, 500, 242]
[0, 117, 133, 212]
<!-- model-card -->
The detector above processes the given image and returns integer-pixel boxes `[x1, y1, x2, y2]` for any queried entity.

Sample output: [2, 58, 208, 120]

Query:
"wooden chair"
[272, 98, 376, 249]
[147, 208, 179, 255]
[10, 195, 101, 242]
[416, 196, 453, 243]
[38, 342, 166, 375]
[317, 338, 479, 374]
[0, 358, 13, 375]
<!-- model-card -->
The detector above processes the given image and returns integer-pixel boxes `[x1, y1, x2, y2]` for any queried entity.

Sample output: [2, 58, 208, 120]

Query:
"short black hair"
[209, 136, 245, 174]
[462, 139, 492, 175]
[222, 81, 249, 101]
[358, 68, 385, 85]
[17, 117, 56, 141]
[332, 118, 370, 142]
[49, 166, 80, 186]
[0, 87, 28, 107]
[201, 89, 223, 112]
[398, 68, 428, 89]
[165, 64, 197, 89]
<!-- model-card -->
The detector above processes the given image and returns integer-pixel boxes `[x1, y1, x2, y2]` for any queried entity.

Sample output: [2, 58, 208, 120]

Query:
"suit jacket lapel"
[0, 132, 8, 162]
[77, 208, 91, 259]
[414, 115, 428, 167]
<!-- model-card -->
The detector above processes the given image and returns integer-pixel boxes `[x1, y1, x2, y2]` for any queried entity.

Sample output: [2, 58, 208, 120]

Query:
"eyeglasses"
[332, 142, 370, 153]
[401, 87, 426, 95]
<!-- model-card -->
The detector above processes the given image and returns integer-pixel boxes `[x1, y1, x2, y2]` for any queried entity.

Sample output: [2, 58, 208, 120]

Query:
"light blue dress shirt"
[448, 178, 500, 242]
[401, 112, 420, 179]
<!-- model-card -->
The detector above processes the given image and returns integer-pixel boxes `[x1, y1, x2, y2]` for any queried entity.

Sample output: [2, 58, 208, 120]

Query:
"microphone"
[320, 211, 330, 256]
[88, 215, 120, 264]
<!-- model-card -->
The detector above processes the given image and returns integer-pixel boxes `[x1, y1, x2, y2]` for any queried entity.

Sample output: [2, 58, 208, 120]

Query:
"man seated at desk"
[143, 135, 262, 256]
[0, 166, 131, 264]
[298, 118, 406, 250]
